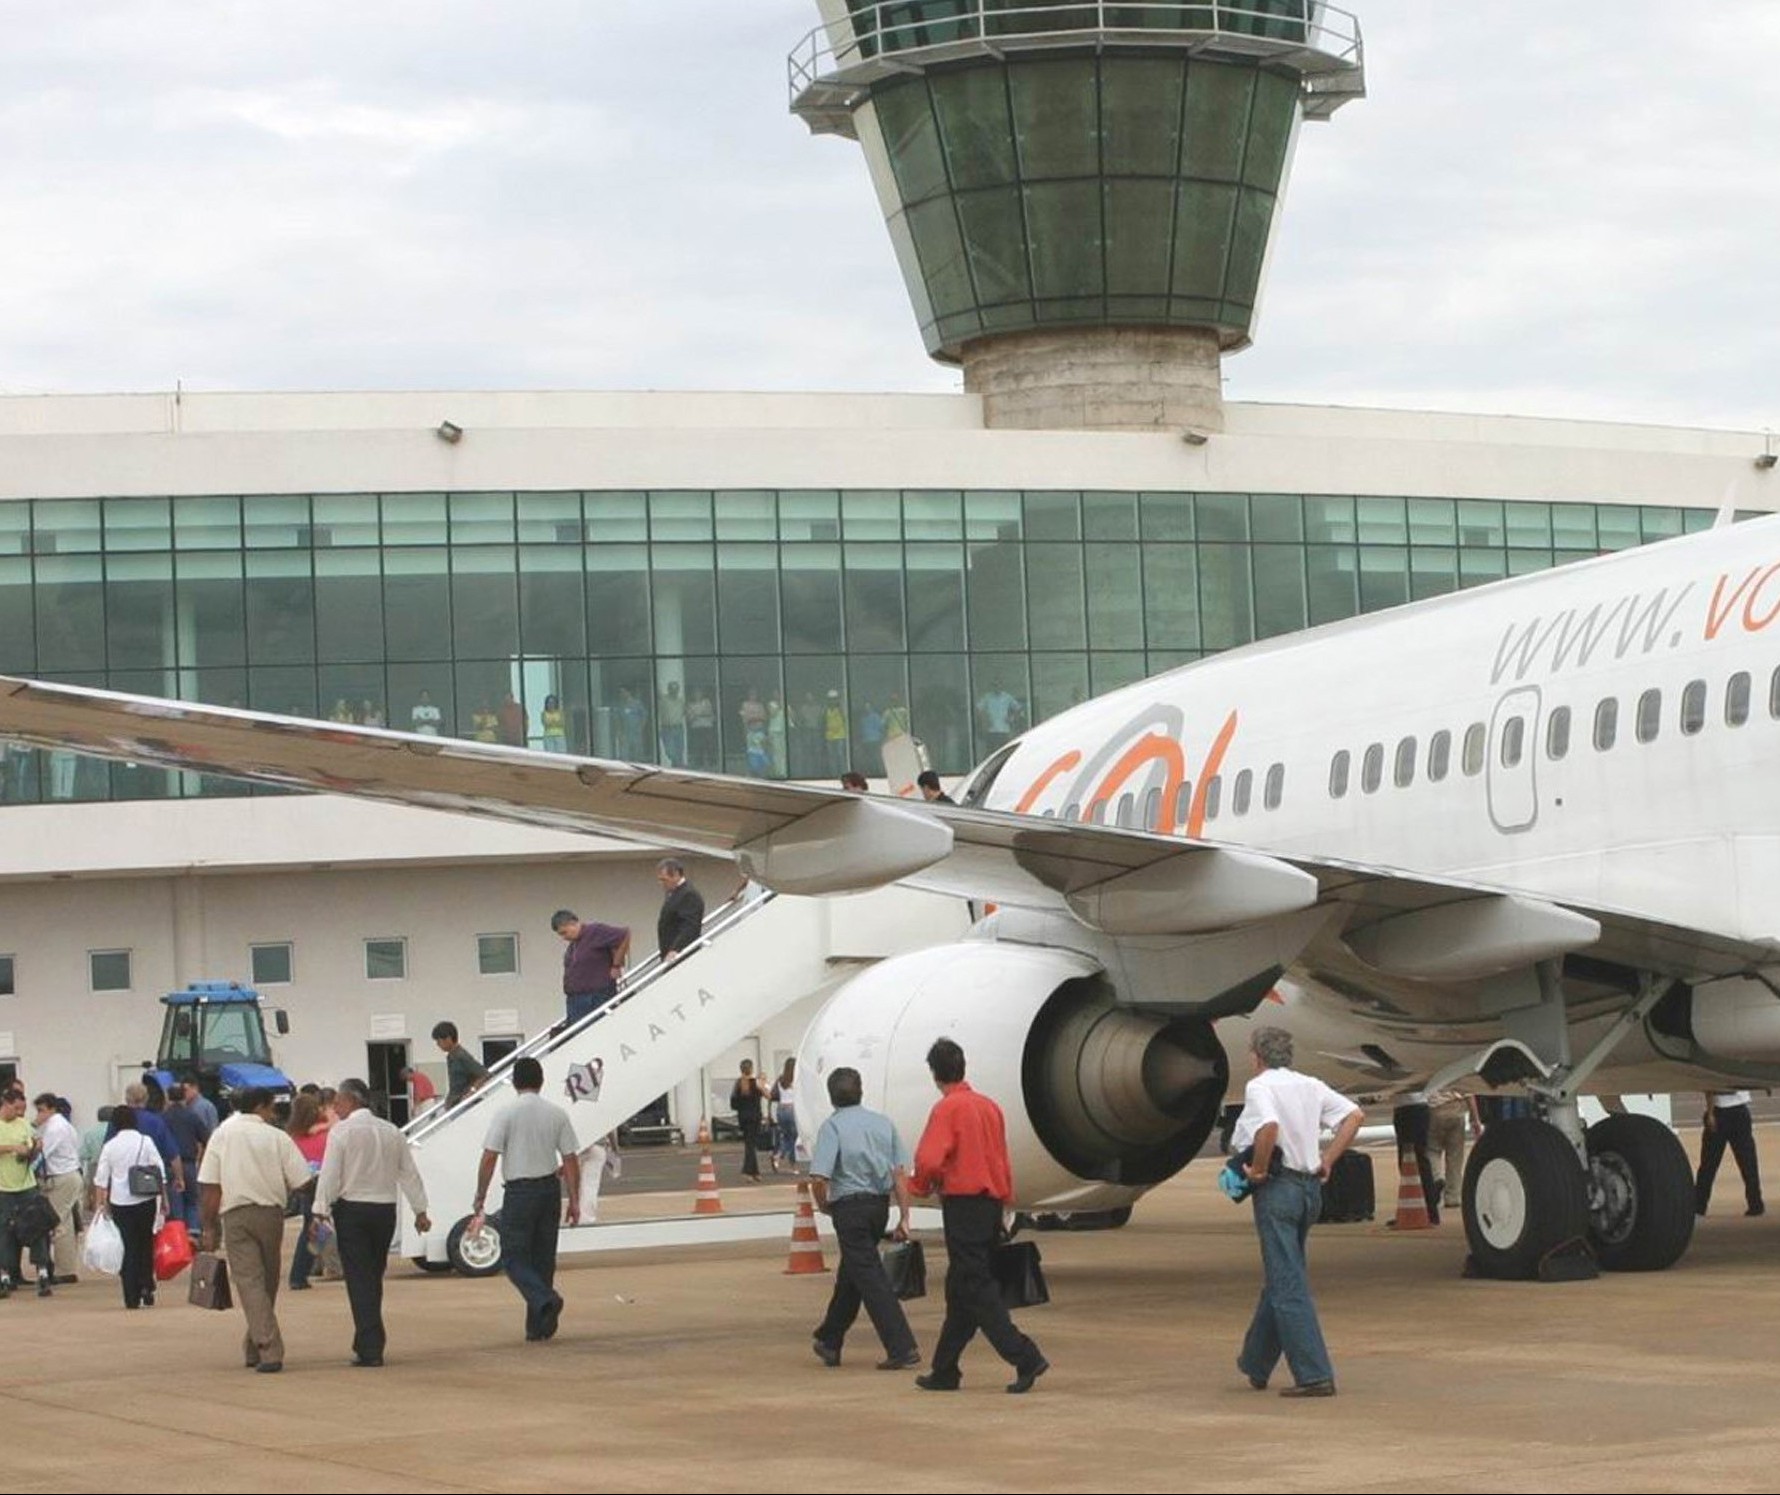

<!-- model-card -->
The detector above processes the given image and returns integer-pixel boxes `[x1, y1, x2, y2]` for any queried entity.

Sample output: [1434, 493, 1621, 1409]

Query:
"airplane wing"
[1, 675, 1772, 1005]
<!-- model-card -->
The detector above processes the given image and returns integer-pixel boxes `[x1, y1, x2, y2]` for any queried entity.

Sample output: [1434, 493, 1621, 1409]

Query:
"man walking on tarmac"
[808, 1066, 921, 1372]
[909, 1038, 1048, 1395]
[313, 1078, 431, 1367]
[471, 1056, 582, 1342]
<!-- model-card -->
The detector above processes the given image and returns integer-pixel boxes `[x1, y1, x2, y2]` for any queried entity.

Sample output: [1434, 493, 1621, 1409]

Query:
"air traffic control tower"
[790, 2, 1365, 433]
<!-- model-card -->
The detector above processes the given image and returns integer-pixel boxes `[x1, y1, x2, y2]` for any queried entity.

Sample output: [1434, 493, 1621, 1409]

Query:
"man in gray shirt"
[808, 1067, 920, 1371]
[471, 1057, 581, 1343]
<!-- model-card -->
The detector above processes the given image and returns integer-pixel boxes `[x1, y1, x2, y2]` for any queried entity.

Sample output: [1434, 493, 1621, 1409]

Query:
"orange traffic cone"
[783, 1178, 829, 1275]
[692, 1120, 724, 1216]
[1389, 1153, 1433, 1231]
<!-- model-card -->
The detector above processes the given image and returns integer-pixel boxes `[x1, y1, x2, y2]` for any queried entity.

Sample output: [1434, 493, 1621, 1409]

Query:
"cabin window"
[1233, 769, 1253, 816]
[1501, 717, 1525, 767]
[1680, 679, 1707, 736]
[1361, 743, 1384, 794]
[1769, 665, 1780, 719]
[1462, 723, 1486, 776]
[1393, 736, 1416, 788]
[1546, 706, 1571, 760]
[1203, 775, 1222, 820]
[1173, 781, 1193, 827]
[1727, 671, 1751, 727]
[1264, 763, 1286, 810]
[1115, 793, 1135, 828]
[1329, 751, 1350, 799]
[1427, 730, 1451, 782]
[1594, 698, 1618, 750]
[1142, 786, 1161, 830]
[1636, 688, 1662, 744]
[1063, 802, 1081, 822]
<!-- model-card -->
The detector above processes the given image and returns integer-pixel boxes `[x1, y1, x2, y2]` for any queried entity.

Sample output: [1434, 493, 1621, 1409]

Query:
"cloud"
[0, 0, 1771, 429]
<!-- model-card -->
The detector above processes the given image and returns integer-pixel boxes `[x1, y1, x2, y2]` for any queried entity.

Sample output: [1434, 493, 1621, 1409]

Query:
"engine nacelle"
[797, 942, 1228, 1212]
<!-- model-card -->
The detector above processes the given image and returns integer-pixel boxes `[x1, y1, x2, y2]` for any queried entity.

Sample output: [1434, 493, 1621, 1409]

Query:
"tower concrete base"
[961, 326, 1225, 434]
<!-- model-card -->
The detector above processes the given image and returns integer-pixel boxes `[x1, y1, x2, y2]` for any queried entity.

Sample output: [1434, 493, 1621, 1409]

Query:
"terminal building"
[0, 1, 1772, 1121]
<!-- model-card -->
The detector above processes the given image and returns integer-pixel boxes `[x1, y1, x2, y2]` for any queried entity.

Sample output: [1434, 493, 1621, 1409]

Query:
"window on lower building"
[365, 939, 407, 980]
[1264, 763, 1285, 810]
[250, 942, 293, 986]
[478, 934, 519, 976]
[1727, 671, 1751, 726]
[90, 950, 132, 993]
[1546, 707, 1571, 760]
[0, 955, 13, 997]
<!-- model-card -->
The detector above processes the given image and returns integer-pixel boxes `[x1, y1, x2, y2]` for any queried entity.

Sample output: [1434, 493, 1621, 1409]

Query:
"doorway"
[365, 1041, 411, 1125]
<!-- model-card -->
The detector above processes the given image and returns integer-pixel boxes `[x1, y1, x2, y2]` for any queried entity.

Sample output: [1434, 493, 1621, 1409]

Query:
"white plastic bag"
[83, 1212, 125, 1276]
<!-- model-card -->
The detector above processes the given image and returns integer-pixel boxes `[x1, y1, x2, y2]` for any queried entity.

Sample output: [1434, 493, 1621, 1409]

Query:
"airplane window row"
[1049, 761, 1288, 829]
[1328, 670, 1769, 800]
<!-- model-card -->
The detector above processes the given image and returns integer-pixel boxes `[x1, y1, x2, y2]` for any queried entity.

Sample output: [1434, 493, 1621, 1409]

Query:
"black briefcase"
[991, 1240, 1049, 1309]
[882, 1239, 926, 1301]
[1318, 1151, 1376, 1224]
[10, 1191, 59, 1244]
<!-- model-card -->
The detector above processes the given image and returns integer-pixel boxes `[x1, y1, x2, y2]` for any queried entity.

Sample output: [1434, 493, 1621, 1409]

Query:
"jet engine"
[797, 941, 1228, 1212]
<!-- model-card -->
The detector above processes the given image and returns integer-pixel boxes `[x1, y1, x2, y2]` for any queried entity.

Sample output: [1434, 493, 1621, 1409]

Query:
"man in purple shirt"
[551, 909, 631, 1027]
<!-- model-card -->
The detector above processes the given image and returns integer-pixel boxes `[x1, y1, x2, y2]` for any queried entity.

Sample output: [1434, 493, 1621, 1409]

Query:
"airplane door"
[1487, 687, 1541, 834]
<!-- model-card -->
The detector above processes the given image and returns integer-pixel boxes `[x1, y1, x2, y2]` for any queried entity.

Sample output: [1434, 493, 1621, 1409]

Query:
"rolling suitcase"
[1318, 1151, 1375, 1223]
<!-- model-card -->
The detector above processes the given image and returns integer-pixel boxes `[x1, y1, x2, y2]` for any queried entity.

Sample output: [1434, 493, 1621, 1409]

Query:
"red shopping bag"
[154, 1219, 195, 1281]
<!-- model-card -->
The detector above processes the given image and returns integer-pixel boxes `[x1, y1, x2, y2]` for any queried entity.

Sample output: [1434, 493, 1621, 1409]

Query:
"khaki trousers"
[1428, 1107, 1469, 1208]
[224, 1204, 287, 1366]
[43, 1173, 84, 1278]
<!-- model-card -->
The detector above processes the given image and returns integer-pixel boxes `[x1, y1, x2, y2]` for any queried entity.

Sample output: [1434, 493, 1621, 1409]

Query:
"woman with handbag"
[91, 1103, 167, 1309]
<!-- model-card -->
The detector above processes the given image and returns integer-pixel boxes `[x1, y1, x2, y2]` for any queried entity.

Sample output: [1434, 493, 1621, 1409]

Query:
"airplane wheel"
[1585, 1113, 1695, 1272]
[447, 1214, 504, 1277]
[1462, 1118, 1589, 1279]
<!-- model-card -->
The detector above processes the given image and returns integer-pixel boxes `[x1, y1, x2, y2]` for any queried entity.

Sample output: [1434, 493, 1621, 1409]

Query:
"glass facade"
[0, 488, 1715, 807]
[870, 54, 1299, 357]
[844, 1, 1314, 55]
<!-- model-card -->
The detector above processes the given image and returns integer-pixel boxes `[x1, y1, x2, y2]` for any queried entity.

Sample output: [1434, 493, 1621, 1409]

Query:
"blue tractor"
[146, 982, 296, 1114]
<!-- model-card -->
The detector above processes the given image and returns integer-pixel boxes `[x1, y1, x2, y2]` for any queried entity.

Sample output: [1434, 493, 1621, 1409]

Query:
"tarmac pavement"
[9, 1133, 1780, 1494]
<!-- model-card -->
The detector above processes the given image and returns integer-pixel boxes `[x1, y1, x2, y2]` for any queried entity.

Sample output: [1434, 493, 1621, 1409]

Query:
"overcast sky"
[0, 1, 1774, 431]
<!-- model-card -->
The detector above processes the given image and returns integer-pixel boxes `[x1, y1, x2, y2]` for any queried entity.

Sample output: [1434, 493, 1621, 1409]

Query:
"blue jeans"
[565, 985, 615, 1026]
[1239, 1172, 1335, 1389]
[500, 1177, 563, 1337]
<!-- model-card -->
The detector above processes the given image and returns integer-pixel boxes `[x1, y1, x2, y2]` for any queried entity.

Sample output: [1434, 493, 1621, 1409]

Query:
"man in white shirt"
[32, 1095, 83, 1283]
[1236, 1026, 1364, 1399]
[313, 1078, 431, 1368]
[198, 1089, 315, 1373]
[1695, 1090, 1764, 1218]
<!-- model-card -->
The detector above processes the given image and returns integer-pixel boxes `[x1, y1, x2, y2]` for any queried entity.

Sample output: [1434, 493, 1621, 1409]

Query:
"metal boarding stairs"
[399, 889, 845, 1270]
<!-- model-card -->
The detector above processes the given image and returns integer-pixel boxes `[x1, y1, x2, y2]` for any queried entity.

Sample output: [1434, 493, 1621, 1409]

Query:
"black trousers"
[1392, 1103, 1440, 1223]
[500, 1176, 563, 1337]
[112, 1200, 158, 1309]
[1697, 1104, 1764, 1213]
[738, 1118, 763, 1179]
[814, 1193, 916, 1360]
[933, 1194, 1040, 1380]
[334, 1200, 398, 1361]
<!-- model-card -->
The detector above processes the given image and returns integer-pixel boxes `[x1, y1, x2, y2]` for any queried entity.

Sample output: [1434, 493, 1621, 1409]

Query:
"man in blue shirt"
[163, 1083, 214, 1230]
[808, 1067, 920, 1372]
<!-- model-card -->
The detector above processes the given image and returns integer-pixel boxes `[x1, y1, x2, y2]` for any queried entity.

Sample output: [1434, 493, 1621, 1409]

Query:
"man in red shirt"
[908, 1038, 1048, 1394]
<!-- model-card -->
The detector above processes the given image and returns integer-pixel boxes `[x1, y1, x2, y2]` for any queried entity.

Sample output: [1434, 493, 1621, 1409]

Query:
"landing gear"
[1461, 1118, 1589, 1279]
[1438, 962, 1696, 1280]
[447, 1213, 504, 1277]
[1584, 1113, 1695, 1272]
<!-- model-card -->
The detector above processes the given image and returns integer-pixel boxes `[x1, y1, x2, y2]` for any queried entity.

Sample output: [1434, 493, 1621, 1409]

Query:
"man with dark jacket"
[655, 859, 706, 963]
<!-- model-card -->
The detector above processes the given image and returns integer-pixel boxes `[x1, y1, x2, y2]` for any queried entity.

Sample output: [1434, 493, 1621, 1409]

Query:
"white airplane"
[6, 512, 1780, 1281]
